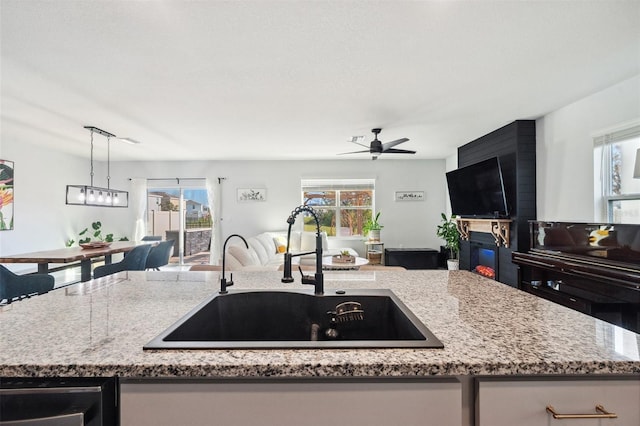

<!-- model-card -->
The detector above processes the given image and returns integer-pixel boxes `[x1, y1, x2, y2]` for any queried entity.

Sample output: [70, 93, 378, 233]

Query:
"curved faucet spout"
[281, 205, 324, 294]
[286, 205, 321, 231]
[221, 234, 248, 294]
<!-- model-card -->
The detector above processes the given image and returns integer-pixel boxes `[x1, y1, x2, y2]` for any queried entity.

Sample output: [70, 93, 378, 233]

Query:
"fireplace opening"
[470, 243, 497, 279]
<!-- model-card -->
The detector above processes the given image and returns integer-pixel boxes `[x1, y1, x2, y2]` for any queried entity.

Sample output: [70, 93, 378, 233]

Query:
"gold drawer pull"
[546, 404, 617, 419]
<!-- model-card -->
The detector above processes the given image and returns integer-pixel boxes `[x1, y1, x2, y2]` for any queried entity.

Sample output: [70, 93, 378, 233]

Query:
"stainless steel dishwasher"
[0, 377, 117, 425]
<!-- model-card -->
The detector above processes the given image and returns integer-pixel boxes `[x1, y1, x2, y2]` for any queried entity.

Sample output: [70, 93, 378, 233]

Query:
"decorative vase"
[447, 259, 459, 270]
[368, 229, 381, 242]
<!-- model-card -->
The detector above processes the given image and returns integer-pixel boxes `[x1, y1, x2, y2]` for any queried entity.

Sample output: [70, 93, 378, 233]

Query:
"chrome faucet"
[281, 205, 324, 295]
[220, 234, 248, 294]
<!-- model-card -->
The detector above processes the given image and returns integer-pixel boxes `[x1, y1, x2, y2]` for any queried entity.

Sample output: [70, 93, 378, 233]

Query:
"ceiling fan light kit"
[339, 128, 416, 160]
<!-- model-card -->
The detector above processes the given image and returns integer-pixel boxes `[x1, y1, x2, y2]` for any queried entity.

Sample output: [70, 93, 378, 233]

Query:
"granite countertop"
[1, 270, 639, 378]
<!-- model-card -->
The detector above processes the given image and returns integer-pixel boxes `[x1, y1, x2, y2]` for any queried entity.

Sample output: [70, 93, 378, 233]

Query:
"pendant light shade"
[65, 126, 129, 207]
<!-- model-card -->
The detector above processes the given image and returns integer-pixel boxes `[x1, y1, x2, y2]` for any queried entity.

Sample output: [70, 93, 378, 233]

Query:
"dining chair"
[93, 244, 152, 278]
[0, 265, 55, 304]
[145, 240, 175, 271]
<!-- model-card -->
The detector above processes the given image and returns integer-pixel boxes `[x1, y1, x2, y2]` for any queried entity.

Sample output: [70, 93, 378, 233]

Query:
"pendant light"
[65, 126, 129, 207]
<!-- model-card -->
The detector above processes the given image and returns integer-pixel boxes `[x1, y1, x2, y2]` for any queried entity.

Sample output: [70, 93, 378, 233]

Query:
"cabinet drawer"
[476, 376, 640, 426]
[122, 378, 462, 426]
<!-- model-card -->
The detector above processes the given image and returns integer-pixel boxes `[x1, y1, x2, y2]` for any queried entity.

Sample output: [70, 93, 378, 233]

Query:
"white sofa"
[224, 231, 359, 271]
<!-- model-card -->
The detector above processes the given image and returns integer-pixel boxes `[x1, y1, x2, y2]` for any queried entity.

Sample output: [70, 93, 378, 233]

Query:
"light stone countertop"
[1, 270, 639, 378]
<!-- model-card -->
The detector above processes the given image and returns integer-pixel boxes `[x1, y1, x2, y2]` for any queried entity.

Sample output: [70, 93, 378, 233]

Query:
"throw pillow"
[273, 235, 287, 254]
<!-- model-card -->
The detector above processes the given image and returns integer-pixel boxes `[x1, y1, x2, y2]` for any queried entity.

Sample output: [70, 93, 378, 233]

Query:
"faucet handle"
[299, 266, 315, 285]
[227, 272, 234, 287]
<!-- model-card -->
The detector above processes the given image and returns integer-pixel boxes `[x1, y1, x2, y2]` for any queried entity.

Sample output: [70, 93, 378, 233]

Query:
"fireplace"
[470, 242, 498, 279]
[457, 218, 517, 286]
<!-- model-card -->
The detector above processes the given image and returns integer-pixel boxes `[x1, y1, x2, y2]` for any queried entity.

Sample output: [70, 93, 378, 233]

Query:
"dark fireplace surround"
[456, 120, 537, 287]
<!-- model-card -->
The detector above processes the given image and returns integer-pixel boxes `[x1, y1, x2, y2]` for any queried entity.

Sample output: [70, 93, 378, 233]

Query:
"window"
[301, 179, 375, 237]
[595, 123, 640, 223]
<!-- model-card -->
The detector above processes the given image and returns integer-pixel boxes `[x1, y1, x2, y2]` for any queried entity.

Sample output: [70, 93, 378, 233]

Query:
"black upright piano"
[513, 221, 640, 333]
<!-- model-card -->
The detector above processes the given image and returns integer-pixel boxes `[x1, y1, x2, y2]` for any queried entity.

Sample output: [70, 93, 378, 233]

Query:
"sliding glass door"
[146, 184, 212, 266]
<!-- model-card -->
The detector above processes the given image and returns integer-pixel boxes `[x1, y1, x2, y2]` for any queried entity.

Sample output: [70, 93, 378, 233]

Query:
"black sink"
[144, 289, 443, 349]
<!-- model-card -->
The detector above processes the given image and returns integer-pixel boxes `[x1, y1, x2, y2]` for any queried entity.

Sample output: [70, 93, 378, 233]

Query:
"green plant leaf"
[363, 211, 383, 234]
[70, 221, 126, 247]
[436, 213, 460, 259]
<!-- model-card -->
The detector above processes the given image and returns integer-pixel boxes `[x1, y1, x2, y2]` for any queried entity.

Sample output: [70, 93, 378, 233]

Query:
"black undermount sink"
[144, 289, 444, 349]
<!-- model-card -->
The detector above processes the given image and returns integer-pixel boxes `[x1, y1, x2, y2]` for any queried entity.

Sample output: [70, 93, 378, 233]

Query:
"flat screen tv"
[446, 157, 509, 218]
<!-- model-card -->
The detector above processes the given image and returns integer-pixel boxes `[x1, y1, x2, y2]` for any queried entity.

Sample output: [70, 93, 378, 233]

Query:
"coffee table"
[321, 256, 368, 270]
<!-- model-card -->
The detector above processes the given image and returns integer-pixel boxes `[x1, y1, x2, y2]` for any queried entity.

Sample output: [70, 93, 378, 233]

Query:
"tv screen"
[446, 157, 509, 218]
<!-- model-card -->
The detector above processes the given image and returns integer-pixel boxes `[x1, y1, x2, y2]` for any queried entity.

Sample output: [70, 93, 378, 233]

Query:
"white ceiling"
[1, 0, 639, 161]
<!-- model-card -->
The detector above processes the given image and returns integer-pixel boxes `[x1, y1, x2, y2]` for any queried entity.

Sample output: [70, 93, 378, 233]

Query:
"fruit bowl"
[79, 242, 111, 249]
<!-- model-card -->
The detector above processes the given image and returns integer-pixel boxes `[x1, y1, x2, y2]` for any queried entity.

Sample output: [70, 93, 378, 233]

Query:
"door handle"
[546, 404, 617, 419]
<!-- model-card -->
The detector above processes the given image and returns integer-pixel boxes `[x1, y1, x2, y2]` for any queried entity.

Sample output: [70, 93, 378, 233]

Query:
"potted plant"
[66, 221, 128, 247]
[363, 211, 383, 241]
[436, 213, 460, 270]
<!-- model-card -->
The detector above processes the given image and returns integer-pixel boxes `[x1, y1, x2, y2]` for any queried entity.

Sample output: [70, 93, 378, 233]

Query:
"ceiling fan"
[339, 128, 416, 160]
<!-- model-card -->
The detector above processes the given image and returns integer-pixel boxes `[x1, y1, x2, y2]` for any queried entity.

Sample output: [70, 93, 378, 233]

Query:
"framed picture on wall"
[237, 188, 266, 202]
[0, 159, 14, 230]
[394, 191, 424, 202]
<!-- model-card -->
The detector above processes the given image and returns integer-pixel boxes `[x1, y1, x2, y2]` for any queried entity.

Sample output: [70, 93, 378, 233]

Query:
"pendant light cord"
[90, 129, 95, 187]
[107, 136, 111, 190]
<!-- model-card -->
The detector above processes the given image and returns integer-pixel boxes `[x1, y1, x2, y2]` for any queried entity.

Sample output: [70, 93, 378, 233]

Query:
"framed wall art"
[394, 191, 424, 202]
[0, 159, 14, 230]
[237, 188, 266, 202]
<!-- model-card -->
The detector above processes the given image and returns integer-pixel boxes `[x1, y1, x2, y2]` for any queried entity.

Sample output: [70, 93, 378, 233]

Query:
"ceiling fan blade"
[338, 149, 371, 155]
[382, 138, 409, 150]
[381, 148, 416, 154]
[350, 141, 371, 149]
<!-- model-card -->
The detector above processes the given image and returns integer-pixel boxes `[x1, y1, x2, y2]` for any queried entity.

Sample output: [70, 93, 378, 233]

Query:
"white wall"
[0, 140, 83, 253]
[0, 138, 447, 266]
[0, 140, 100, 270]
[444, 153, 458, 216]
[110, 159, 448, 256]
[536, 75, 640, 222]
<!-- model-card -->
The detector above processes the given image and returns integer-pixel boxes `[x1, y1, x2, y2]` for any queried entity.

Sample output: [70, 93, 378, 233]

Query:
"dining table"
[0, 241, 151, 282]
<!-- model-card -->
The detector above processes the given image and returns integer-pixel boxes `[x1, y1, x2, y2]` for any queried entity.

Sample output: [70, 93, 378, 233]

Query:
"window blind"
[301, 178, 375, 191]
[593, 124, 640, 146]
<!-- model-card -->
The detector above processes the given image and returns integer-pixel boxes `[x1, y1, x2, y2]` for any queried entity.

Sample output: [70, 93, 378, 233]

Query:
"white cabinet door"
[121, 378, 462, 426]
[476, 376, 640, 426]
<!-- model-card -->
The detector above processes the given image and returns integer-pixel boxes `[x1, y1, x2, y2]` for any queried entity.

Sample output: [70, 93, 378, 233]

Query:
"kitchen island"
[1, 270, 639, 425]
